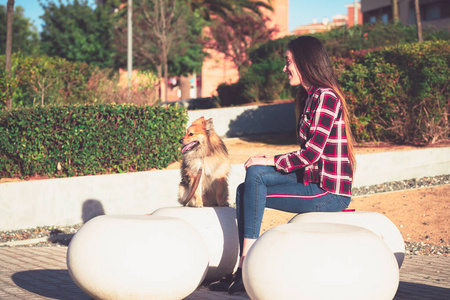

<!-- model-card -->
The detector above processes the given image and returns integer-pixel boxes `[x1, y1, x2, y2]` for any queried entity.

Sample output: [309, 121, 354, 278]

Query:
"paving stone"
[0, 247, 448, 299]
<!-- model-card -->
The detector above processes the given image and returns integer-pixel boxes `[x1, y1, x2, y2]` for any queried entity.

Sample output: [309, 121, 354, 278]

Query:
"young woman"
[209, 36, 356, 294]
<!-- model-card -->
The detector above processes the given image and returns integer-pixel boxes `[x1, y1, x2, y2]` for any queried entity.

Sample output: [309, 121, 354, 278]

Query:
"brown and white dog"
[178, 117, 230, 207]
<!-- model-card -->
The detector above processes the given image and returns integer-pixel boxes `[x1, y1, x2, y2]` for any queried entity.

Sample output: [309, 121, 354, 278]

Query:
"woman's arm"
[244, 154, 275, 170]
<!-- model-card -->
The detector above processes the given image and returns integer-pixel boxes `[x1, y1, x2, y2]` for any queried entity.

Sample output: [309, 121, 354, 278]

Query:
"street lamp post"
[127, 0, 133, 101]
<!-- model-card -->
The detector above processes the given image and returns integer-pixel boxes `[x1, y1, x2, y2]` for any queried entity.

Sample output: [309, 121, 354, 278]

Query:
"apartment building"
[361, 0, 450, 30]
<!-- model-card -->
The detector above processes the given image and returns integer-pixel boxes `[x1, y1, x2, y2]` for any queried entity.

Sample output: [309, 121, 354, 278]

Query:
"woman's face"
[283, 49, 301, 86]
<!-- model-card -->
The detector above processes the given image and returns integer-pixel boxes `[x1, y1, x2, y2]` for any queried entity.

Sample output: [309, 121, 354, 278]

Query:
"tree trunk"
[414, 0, 423, 42]
[5, 0, 15, 110]
[164, 53, 168, 102]
[391, 0, 399, 22]
[157, 64, 162, 100]
[179, 75, 191, 100]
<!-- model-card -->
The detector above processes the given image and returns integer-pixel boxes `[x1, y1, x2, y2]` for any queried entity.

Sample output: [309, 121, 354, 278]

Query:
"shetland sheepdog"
[178, 117, 230, 207]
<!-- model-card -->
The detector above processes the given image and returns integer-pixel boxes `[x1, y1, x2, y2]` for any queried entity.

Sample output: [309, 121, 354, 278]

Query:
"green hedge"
[0, 104, 187, 178]
[335, 40, 450, 144]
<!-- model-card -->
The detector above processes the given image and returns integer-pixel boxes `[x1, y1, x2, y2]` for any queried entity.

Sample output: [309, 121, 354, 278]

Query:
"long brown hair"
[287, 36, 356, 174]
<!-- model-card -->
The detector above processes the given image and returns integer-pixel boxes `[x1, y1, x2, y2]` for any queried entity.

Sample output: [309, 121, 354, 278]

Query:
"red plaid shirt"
[274, 86, 353, 196]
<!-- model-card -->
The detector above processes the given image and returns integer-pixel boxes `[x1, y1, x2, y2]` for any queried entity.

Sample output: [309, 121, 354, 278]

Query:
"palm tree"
[189, 0, 272, 21]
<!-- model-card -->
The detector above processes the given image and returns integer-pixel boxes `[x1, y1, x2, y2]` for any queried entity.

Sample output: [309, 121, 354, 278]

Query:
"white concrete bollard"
[151, 206, 239, 282]
[243, 223, 399, 300]
[289, 211, 405, 268]
[67, 215, 209, 300]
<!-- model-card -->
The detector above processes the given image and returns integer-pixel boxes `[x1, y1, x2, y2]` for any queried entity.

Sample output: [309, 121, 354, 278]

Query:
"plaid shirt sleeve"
[274, 87, 342, 173]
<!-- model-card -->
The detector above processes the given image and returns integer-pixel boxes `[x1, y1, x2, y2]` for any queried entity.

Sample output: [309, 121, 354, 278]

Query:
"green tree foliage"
[168, 8, 207, 77]
[115, 0, 206, 75]
[0, 5, 40, 56]
[39, 0, 117, 68]
[190, 0, 272, 20]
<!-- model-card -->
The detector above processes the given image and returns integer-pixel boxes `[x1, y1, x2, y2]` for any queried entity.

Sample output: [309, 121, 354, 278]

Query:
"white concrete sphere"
[67, 215, 209, 300]
[151, 207, 239, 281]
[289, 211, 405, 268]
[243, 223, 399, 300]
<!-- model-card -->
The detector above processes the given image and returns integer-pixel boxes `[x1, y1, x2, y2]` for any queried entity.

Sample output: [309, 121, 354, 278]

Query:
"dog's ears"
[192, 116, 205, 125]
[191, 116, 214, 134]
[205, 118, 214, 133]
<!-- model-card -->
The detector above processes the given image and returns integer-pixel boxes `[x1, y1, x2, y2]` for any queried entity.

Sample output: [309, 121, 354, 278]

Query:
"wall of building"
[361, 0, 450, 30]
[346, 2, 363, 27]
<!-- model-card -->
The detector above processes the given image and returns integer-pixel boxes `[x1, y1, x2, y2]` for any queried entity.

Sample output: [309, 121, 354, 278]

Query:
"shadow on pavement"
[395, 281, 450, 299]
[12, 269, 91, 300]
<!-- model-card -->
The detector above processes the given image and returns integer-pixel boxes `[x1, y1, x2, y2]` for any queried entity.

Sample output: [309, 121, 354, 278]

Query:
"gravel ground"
[352, 174, 450, 196]
[1, 174, 449, 256]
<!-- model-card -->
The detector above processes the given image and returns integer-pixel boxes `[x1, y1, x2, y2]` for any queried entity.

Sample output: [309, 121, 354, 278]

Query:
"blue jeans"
[236, 165, 351, 255]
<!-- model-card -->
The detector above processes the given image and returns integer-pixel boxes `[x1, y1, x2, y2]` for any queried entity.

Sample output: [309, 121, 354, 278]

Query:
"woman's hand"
[244, 154, 275, 170]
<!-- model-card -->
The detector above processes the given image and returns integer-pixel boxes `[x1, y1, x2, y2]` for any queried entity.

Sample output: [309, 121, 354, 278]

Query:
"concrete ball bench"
[243, 223, 399, 300]
[289, 211, 405, 268]
[151, 206, 239, 282]
[67, 215, 208, 300]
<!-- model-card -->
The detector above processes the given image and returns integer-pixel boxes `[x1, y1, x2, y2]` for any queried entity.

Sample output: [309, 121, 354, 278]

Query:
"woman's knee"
[246, 165, 270, 180]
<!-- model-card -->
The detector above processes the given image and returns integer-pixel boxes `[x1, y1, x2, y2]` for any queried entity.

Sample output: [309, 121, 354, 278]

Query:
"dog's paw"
[216, 198, 230, 207]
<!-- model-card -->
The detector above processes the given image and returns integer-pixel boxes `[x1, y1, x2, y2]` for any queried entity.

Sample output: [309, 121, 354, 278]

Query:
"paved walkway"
[0, 246, 449, 300]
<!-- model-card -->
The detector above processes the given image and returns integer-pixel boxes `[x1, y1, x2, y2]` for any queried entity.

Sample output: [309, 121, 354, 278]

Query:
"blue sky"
[1, 0, 356, 33]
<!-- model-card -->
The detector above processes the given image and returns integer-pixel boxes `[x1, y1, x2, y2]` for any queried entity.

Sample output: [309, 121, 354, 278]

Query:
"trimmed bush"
[335, 40, 450, 144]
[0, 104, 187, 178]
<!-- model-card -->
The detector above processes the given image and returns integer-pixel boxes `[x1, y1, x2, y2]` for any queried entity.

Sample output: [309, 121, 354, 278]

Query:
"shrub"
[217, 22, 450, 107]
[0, 53, 160, 108]
[0, 104, 187, 178]
[316, 21, 450, 58]
[335, 40, 450, 144]
[217, 81, 253, 107]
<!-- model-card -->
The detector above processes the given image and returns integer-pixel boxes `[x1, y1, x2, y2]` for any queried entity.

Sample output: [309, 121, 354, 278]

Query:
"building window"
[424, 3, 440, 21]
[409, 0, 450, 24]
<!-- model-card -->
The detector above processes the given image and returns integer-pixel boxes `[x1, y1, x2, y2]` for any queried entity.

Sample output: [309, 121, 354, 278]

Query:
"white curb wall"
[187, 102, 296, 137]
[0, 147, 448, 231]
